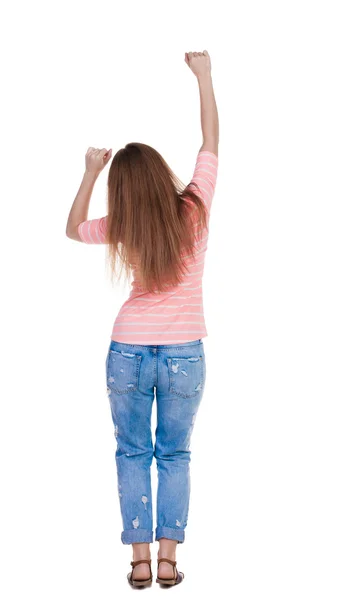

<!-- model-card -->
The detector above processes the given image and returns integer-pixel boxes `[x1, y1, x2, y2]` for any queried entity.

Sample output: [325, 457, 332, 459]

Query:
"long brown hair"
[105, 142, 208, 294]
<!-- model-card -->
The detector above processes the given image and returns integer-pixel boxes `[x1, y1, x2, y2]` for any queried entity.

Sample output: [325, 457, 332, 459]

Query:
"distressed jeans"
[105, 338, 206, 544]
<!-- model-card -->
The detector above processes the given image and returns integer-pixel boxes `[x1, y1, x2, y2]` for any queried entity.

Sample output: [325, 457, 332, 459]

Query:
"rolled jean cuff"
[121, 528, 153, 545]
[155, 526, 185, 544]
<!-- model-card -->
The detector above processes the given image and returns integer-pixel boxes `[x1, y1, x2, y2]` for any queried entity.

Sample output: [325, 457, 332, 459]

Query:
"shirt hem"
[110, 332, 208, 345]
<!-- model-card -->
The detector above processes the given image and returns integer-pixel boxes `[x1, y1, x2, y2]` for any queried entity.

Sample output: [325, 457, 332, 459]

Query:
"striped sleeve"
[77, 215, 108, 244]
[189, 150, 218, 213]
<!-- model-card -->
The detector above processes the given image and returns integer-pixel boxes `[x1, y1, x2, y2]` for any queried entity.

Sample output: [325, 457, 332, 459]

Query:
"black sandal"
[156, 558, 184, 586]
[127, 558, 152, 588]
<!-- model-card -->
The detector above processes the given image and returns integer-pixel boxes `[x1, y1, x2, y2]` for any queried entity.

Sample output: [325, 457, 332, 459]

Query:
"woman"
[66, 50, 219, 588]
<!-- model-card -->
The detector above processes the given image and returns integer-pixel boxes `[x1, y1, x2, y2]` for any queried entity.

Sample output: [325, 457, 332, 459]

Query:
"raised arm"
[185, 50, 219, 156]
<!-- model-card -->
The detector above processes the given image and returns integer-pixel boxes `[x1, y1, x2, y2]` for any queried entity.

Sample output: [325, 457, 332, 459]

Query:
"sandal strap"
[131, 559, 152, 567]
[157, 558, 177, 567]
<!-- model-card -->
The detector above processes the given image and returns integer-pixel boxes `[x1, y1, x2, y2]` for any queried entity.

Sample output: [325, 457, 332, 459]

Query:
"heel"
[156, 558, 184, 586]
[127, 559, 152, 588]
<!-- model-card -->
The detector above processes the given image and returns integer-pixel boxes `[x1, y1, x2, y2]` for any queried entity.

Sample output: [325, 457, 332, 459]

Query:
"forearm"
[197, 73, 219, 146]
[65, 170, 98, 235]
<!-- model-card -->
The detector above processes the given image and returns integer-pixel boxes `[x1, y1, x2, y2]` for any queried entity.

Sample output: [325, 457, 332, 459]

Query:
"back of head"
[105, 142, 207, 293]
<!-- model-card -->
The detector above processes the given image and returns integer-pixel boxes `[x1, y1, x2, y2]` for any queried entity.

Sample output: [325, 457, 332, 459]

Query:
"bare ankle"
[132, 542, 151, 561]
[158, 538, 178, 560]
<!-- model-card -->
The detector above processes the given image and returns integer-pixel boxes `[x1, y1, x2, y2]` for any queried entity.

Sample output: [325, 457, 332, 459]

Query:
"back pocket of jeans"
[167, 355, 204, 398]
[107, 348, 142, 394]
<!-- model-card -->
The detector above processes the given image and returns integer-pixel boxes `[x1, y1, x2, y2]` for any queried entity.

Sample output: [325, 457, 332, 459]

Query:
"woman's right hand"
[184, 50, 211, 78]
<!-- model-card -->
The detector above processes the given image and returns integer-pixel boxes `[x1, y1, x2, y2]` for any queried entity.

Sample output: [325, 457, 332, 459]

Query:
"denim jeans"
[105, 338, 206, 544]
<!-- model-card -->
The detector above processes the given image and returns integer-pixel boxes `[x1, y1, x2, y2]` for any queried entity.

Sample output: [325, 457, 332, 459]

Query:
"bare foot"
[158, 560, 176, 579]
[131, 542, 151, 581]
[132, 561, 151, 581]
[157, 538, 178, 579]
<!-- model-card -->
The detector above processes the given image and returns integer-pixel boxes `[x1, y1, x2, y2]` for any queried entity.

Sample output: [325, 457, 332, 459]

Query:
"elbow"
[66, 225, 83, 243]
[66, 226, 77, 240]
[66, 221, 80, 239]
[200, 137, 219, 156]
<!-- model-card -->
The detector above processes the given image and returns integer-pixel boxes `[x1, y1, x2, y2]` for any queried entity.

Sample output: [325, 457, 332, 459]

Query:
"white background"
[1, 0, 336, 598]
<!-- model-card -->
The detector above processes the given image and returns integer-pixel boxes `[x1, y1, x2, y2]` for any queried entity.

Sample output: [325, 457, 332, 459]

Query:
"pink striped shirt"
[78, 150, 218, 344]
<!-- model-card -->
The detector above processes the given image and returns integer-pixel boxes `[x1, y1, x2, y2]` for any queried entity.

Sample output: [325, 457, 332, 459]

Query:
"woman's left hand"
[85, 147, 112, 176]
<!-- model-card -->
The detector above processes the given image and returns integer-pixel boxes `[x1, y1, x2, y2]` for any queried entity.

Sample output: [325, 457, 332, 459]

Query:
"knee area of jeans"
[154, 450, 191, 463]
[116, 449, 154, 462]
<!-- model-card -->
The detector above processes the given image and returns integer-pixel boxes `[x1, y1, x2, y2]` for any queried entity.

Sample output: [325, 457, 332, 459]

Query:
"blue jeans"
[105, 338, 206, 544]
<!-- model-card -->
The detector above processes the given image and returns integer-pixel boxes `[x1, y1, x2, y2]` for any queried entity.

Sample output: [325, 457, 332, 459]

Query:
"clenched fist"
[185, 50, 212, 78]
[85, 147, 112, 177]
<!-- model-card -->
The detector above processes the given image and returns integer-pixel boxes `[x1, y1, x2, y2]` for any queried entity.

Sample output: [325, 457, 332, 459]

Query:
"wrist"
[197, 71, 212, 84]
[84, 169, 98, 181]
